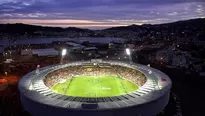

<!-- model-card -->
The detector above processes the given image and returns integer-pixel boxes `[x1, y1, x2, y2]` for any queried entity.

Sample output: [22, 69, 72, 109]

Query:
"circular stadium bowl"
[18, 60, 172, 116]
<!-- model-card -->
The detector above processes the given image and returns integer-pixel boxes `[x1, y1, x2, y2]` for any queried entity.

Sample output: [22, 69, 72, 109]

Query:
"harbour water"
[0, 37, 123, 53]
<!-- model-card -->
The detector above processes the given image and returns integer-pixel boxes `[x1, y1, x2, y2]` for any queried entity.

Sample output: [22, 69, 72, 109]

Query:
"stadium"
[18, 59, 172, 116]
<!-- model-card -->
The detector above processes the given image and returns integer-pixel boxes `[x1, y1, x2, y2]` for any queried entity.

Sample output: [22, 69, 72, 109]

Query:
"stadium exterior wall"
[20, 90, 170, 116]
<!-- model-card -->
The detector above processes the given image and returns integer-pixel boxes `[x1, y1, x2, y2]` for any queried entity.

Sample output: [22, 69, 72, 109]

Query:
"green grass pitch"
[51, 76, 138, 97]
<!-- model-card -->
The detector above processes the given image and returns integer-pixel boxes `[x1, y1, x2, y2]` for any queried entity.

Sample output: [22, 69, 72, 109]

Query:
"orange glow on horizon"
[4, 19, 101, 23]
[1, 19, 143, 28]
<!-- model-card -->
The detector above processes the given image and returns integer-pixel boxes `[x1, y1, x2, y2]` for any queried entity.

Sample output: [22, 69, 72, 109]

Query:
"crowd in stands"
[44, 64, 146, 88]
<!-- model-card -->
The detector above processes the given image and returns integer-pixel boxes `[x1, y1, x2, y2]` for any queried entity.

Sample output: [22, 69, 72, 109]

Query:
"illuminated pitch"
[51, 76, 138, 97]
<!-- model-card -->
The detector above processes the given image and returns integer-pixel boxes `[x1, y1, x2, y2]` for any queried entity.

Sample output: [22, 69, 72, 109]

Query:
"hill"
[101, 18, 205, 40]
[104, 18, 205, 31]
[0, 18, 205, 40]
[0, 23, 94, 38]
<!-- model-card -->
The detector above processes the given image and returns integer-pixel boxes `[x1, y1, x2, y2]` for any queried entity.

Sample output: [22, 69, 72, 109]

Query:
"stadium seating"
[44, 64, 146, 88]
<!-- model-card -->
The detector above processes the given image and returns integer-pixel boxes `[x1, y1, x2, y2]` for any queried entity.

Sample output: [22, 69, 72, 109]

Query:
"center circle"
[51, 76, 138, 97]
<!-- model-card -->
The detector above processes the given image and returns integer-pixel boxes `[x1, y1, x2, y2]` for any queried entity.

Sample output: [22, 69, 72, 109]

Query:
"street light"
[5, 72, 7, 77]
[60, 49, 67, 64]
[126, 48, 132, 63]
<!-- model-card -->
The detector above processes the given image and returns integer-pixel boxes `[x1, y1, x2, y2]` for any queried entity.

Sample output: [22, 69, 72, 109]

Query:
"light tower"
[60, 49, 67, 64]
[35, 65, 40, 74]
[126, 48, 132, 63]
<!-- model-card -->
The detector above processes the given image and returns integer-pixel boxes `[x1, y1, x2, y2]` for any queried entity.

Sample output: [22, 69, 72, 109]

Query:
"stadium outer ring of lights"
[18, 60, 172, 116]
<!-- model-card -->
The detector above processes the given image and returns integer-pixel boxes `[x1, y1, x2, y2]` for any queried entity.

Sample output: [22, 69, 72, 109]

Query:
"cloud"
[0, 0, 204, 28]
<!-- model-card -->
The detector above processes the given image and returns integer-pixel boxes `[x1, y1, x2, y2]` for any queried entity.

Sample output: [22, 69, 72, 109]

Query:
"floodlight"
[125, 48, 132, 64]
[62, 49, 67, 56]
[126, 48, 131, 55]
[60, 49, 67, 64]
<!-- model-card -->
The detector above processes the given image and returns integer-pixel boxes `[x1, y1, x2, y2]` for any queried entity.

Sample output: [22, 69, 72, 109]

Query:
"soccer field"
[51, 76, 138, 97]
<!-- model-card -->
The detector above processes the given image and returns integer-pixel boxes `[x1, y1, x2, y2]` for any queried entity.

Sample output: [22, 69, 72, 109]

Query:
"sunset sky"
[0, 0, 204, 29]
